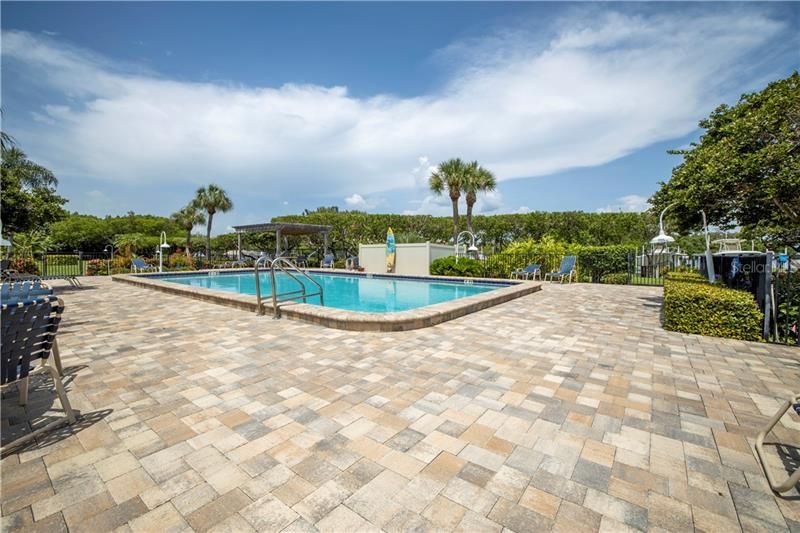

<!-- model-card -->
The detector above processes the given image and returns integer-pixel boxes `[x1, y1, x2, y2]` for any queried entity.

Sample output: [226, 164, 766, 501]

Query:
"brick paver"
[2, 277, 799, 532]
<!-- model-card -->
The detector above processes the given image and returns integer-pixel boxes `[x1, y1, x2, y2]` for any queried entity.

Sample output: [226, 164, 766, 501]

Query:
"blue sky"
[2, 2, 797, 233]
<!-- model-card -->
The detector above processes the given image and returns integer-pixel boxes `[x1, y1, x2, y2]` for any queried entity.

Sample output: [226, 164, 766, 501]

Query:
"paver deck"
[2, 277, 799, 532]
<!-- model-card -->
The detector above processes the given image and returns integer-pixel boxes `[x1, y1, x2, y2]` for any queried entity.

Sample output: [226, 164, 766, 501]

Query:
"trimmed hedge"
[600, 272, 629, 285]
[663, 278, 762, 341]
[664, 271, 708, 284]
[430, 256, 484, 277]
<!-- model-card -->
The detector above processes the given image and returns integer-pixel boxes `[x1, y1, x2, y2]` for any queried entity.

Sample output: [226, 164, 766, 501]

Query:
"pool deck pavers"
[2, 277, 799, 532]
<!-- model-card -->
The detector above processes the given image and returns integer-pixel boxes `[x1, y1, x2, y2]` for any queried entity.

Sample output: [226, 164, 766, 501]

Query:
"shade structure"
[231, 222, 333, 259]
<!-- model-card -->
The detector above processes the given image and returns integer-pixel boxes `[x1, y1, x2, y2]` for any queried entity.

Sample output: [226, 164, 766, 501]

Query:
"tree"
[171, 204, 206, 260]
[462, 161, 497, 234]
[429, 158, 468, 242]
[651, 72, 800, 247]
[113, 233, 146, 257]
[193, 184, 233, 259]
[1, 146, 67, 236]
[12, 230, 53, 259]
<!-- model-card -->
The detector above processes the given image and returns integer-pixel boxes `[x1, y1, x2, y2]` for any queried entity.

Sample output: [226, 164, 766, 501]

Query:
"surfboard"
[386, 227, 396, 273]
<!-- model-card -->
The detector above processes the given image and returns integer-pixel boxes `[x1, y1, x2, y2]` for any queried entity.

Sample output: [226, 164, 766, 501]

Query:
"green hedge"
[430, 256, 484, 277]
[600, 272, 629, 285]
[664, 271, 708, 284]
[663, 278, 762, 341]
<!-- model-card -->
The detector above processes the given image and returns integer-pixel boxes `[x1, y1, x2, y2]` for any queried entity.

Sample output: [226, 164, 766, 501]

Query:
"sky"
[2, 2, 798, 234]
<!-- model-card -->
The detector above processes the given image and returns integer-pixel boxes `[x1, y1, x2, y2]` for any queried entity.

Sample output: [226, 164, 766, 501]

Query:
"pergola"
[231, 222, 332, 259]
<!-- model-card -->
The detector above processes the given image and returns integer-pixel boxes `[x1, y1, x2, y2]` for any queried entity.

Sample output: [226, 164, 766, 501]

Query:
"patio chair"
[1, 280, 53, 302]
[1, 296, 76, 454]
[320, 254, 335, 268]
[346, 256, 359, 270]
[755, 393, 800, 494]
[544, 256, 577, 284]
[511, 264, 541, 280]
[295, 254, 308, 268]
[131, 258, 155, 273]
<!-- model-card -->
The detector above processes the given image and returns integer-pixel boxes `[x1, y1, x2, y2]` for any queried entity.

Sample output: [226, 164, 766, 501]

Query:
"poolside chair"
[544, 256, 577, 284]
[755, 393, 800, 494]
[131, 258, 155, 273]
[1, 296, 76, 454]
[511, 264, 541, 280]
[1, 280, 52, 302]
[346, 256, 359, 270]
[320, 254, 335, 268]
[295, 254, 308, 268]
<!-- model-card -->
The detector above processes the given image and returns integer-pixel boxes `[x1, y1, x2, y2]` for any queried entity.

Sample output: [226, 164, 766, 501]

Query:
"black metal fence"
[772, 254, 799, 345]
[475, 251, 684, 286]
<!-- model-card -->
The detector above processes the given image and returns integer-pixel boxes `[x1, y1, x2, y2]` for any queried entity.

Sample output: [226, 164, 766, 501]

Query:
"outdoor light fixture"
[455, 231, 478, 262]
[650, 203, 676, 247]
[158, 231, 170, 273]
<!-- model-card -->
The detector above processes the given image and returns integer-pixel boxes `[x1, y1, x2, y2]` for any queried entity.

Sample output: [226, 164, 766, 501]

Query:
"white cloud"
[1, 9, 788, 201]
[597, 194, 650, 213]
[344, 193, 382, 210]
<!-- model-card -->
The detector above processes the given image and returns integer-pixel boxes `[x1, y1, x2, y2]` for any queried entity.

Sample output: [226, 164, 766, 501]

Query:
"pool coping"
[111, 268, 541, 331]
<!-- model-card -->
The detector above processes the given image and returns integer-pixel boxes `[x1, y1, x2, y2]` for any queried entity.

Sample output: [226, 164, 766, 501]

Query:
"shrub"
[665, 271, 708, 284]
[46, 254, 80, 266]
[601, 272, 629, 285]
[663, 279, 762, 341]
[430, 256, 484, 277]
[85, 259, 107, 276]
[168, 252, 194, 269]
[9, 257, 40, 275]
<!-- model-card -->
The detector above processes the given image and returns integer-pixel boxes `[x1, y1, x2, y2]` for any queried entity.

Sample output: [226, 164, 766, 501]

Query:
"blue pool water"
[156, 271, 505, 313]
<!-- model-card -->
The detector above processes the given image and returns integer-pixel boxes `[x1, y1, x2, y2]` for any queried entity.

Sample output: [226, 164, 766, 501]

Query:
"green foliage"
[9, 257, 39, 275]
[663, 278, 762, 341]
[85, 259, 107, 276]
[493, 237, 636, 281]
[461, 161, 496, 233]
[1, 146, 67, 235]
[268, 211, 655, 257]
[49, 212, 183, 251]
[429, 158, 469, 241]
[664, 271, 707, 284]
[168, 252, 194, 269]
[194, 184, 234, 259]
[11, 230, 54, 259]
[600, 272, 629, 285]
[652, 72, 800, 247]
[430, 256, 484, 277]
[774, 272, 799, 343]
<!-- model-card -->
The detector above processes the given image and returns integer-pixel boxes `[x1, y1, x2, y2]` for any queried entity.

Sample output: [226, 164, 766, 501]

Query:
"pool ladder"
[254, 256, 323, 318]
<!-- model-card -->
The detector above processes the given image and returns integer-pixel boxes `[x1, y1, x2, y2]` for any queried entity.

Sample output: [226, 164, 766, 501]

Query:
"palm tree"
[462, 161, 497, 233]
[193, 184, 233, 260]
[171, 204, 206, 261]
[1, 147, 57, 190]
[429, 158, 468, 243]
[113, 233, 145, 257]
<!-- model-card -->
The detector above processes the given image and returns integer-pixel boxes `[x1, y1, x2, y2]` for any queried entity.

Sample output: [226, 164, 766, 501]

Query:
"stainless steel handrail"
[254, 255, 323, 317]
[254, 255, 271, 315]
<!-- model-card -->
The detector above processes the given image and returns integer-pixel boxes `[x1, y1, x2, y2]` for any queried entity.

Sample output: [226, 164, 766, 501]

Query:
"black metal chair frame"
[1, 296, 76, 454]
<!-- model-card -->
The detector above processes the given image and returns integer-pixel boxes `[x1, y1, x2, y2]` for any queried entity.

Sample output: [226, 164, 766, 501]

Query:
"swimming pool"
[156, 270, 504, 313]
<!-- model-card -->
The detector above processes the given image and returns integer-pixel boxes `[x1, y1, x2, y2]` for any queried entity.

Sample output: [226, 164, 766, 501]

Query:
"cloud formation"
[2, 7, 788, 207]
[597, 194, 650, 213]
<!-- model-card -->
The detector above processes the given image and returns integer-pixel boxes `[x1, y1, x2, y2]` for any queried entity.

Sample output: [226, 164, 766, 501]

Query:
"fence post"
[627, 252, 632, 285]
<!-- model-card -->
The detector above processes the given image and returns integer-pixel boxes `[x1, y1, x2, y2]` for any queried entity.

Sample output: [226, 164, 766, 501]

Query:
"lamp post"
[157, 231, 170, 273]
[700, 210, 716, 283]
[104, 244, 114, 276]
[454, 231, 479, 263]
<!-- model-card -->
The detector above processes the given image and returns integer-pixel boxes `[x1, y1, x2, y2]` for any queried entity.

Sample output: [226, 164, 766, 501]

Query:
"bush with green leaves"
[663, 278, 762, 341]
[430, 256, 484, 277]
[664, 271, 707, 284]
[600, 272, 629, 285]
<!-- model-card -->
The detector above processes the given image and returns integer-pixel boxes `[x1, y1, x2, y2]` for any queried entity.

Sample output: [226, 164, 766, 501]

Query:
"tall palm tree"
[462, 161, 497, 233]
[1, 147, 57, 190]
[193, 184, 233, 260]
[171, 204, 206, 261]
[429, 158, 468, 243]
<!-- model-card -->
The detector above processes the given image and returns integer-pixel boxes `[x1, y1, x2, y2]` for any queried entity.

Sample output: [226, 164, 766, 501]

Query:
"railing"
[253, 256, 323, 317]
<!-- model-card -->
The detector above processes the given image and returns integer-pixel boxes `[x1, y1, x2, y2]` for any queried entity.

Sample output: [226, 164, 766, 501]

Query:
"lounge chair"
[544, 256, 577, 284]
[1, 280, 53, 303]
[346, 256, 359, 270]
[755, 393, 800, 493]
[320, 254, 335, 268]
[1, 295, 76, 453]
[511, 263, 541, 280]
[131, 258, 155, 273]
[295, 254, 308, 268]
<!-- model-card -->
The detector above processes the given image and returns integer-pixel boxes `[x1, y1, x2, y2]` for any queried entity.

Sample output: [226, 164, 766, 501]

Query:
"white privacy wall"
[359, 243, 454, 276]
